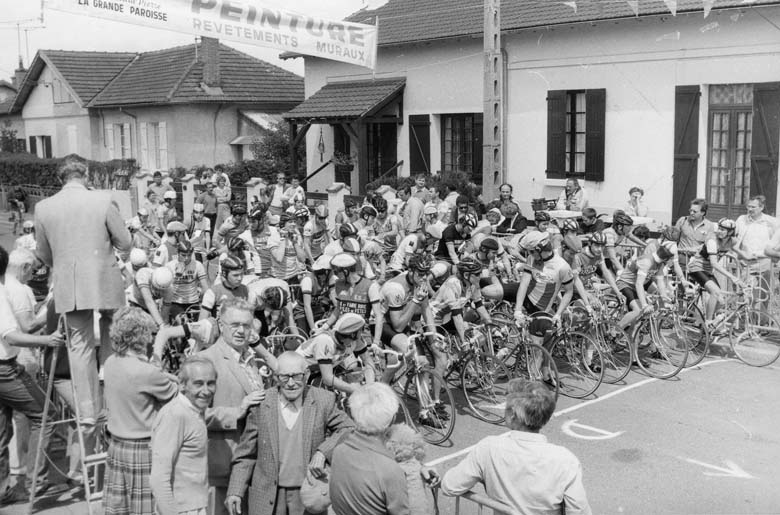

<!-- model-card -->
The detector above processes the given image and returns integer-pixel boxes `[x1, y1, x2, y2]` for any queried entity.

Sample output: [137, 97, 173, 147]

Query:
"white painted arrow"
[681, 458, 754, 479]
[561, 419, 624, 440]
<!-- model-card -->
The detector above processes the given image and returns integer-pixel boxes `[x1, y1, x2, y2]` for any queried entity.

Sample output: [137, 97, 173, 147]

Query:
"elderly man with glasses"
[226, 351, 354, 515]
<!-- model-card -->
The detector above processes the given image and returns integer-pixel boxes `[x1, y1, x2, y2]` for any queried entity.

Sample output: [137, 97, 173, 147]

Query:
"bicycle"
[543, 311, 606, 399]
[707, 285, 780, 366]
[630, 294, 689, 379]
[161, 305, 201, 373]
[371, 331, 456, 445]
[587, 284, 632, 383]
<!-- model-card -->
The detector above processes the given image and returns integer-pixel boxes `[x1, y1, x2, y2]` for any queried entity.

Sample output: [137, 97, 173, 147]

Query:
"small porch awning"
[283, 77, 405, 123]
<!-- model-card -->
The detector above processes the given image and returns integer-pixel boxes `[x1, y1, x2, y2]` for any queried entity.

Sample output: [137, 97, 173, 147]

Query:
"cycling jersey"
[388, 235, 421, 271]
[303, 220, 329, 259]
[687, 237, 733, 274]
[522, 254, 574, 312]
[268, 230, 305, 280]
[188, 217, 211, 252]
[374, 214, 400, 252]
[246, 277, 290, 304]
[380, 272, 416, 315]
[429, 276, 479, 324]
[333, 277, 381, 321]
[127, 267, 173, 307]
[296, 330, 365, 366]
[166, 260, 207, 305]
[217, 217, 248, 244]
[240, 226, 275, 277]
[616, 254, 665, 290]
[572, 250, 605, 288]
[435, 225, 466, 263]
[201, 279, 251, 317]
[152, 240, 178, 267]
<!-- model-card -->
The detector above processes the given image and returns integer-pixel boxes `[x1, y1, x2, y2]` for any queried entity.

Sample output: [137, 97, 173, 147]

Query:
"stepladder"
[28, 314, 107, 515]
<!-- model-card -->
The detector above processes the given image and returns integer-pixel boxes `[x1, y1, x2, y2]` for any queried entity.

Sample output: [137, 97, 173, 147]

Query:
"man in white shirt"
[268, 173, 289, 216]
[442, 379, 592, 515]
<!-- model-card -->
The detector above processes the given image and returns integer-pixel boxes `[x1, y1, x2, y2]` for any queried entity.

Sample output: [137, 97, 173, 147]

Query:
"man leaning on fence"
[34, 158, 132, 429]
[441, 379, 592, 515]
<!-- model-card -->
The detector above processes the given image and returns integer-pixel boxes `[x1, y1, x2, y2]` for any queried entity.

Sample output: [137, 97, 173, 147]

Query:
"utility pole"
[482, 0, 503, 200]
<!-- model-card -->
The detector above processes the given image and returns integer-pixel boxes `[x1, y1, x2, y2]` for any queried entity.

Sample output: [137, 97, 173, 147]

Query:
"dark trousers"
[0, 359, 53, 487]
[274, 486, 317, 515]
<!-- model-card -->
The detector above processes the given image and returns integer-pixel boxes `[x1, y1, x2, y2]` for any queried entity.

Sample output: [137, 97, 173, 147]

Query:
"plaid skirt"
[104, 436, 154, 515]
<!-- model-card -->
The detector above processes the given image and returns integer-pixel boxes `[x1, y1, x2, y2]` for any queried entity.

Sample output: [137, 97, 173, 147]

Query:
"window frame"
[546, 89, 606, 182]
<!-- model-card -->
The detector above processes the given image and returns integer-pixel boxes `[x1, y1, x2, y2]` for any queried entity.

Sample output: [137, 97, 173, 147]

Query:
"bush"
[0, 153, 138, 189]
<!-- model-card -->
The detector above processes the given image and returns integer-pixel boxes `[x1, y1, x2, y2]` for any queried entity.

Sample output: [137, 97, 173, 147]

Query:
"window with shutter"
[546, 89, 606, 181]
[672, 86, 700, 222]
[29, 136, 37, 157]
[105, 125, 115, 159]
[750, 82, 780, 215]
[409, 114, 430, 174]
[140, 122, 149, 169]
[42, 136, 52, 158]
[441, 113, 483, 183]
[158, 121, 168, 169]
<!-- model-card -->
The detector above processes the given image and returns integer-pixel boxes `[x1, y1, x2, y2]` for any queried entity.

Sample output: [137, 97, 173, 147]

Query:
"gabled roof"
[89, 43, 303, 108]
[284, 78, 405, 122]
[0, 81, 16, 92]
[344, 0, 780, 47]
[10, 50, 135, 112]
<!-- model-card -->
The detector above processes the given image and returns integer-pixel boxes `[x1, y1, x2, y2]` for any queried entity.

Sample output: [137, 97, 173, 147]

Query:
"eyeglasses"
[277, 373, 305, 383]
[223, 322, 252, 332]
[317, 216, 328, 220]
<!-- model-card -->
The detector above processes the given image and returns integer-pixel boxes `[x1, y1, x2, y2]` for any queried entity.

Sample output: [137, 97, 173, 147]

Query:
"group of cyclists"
[118, 181, 779, 431]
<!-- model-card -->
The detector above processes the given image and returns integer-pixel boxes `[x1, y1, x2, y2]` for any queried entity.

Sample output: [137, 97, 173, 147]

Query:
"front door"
[706, 84, 754, 220]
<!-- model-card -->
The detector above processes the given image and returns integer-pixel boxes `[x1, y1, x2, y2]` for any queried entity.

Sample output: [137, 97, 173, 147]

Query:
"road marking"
[680, 457, 754, 479]
[425, 358, 731, 467]
[561, 419, 623, 440]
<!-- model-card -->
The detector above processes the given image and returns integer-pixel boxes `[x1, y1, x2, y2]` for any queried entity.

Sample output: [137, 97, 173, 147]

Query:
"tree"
[0, 121, 18, 153]
[250, 122, 306, 178]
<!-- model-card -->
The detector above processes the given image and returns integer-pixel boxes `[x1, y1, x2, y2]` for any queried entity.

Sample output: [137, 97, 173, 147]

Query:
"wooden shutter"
[139, 122, 148, 169]
[43, 136, 52, 158]
[546, 90, 567, 179]
[584, 88, 606, 182]
[672, 86, 701, 221]
[29, 136, 37, 157]
[106, 125, 114, 159]
[750, 82, 780, 215]
[408, 115, 430, 173]
[159, 121, 168, 169]
[122, 122, 131, 158]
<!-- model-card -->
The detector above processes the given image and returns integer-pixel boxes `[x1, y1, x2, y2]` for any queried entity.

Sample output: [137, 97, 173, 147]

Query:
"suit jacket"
[198, 339, 262, 487]
[34, 182, 132, 313]
[227, 387, 354, 515]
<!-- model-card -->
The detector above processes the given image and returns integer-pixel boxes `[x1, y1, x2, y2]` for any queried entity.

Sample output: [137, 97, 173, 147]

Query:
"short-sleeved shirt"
[240, 226, 276, 277]
[166, 259, 207, 304]
[571, 250, 604, 287]
[152, 240, 178, 267]
[188, 217, 211, 251]
[127, 267, 174, 306]
[217, 217, 249, 244]
[435, 225, 465, 263]
[334, 277, 381, 321]
[200, 280, 251, 317]
[296, 331, 364, 367]
[303, 220, 329, 259]
[374, 215, 400, 252]
[246, 277, 290, 306]
[616, 254, 665, 290]
[675, 217, 715, 254]
[688, 237, 734, 274]
[429, 276, 479, 324]
[267, 231, 305, 280]
[388, 234, 421, 271]
[523, 254, 574, 312]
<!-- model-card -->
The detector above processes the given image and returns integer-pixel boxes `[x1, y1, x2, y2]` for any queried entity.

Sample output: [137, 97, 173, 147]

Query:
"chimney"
[201, 37, 220, 88]
[12, 57, 26, 90]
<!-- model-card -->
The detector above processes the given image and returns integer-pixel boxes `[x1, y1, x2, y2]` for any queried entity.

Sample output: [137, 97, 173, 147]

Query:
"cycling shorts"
[689, 270, 714, 288]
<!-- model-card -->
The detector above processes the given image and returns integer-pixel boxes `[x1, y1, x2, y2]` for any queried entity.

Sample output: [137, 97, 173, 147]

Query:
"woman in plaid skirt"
[103, 306, 179, 514]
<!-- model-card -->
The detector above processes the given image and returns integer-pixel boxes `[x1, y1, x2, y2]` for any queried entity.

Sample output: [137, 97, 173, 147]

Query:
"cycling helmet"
[279, 212, 293, 225]
[344, 199, 357, 210]
[129, 248, 148, 267]
[360, 205, 378, 219]
[661, 225, 681, 242]
[295, 207, 310, 220]
[457, 257, 483, 274]
[408, 253, 434, 273]
[718, 218, 736, 233]
[228, 236, 248, 254]
[561, 219, 579, 233]
[424, 224, 443, 241]
[479, 237, 500, 252]
[262, 286, 288, 310]
[589, 231, 607, 246]
[423, 204, 439, 216]
[431, 261, 450, 281]
[314, 204, 329, 218]
[163, 191, 177, 201]
[332, 313, 365, 336]
[372, 197, 388, 212]
[330, 252, 358, 273]
[341, 237, 361, 254]
[166, 221, 187, 233]
[137, 207, 149, 217]
[177, 240, 194, 254]
[519, 231, 551, 252]
[534, 211, 551, 223]
[339, 223, 359, 239]
[250, 208, 265, 221]
[612, 213, 634, 226]
[462, 214, 478, 229]
[221, 255, 244, 273]
[192, 203, 205, 213]
[151, 267, 174, 290]
[231, 203, 247, 216]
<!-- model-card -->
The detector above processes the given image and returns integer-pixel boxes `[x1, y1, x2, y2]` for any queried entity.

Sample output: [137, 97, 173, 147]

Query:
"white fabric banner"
[626, 0, 639, 16]
[703, 0, 716, 18]
[663, 0, 678, 16]
[46, 0, 378, 69]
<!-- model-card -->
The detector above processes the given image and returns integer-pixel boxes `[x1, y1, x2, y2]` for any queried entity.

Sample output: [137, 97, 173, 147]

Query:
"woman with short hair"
[103, 306, 179, 515]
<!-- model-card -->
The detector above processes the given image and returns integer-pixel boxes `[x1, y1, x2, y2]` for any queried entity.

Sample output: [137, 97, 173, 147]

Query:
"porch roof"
[283, 78, 405, 123]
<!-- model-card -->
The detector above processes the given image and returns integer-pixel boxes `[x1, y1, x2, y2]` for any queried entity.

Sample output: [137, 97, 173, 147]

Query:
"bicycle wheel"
[502, 342, 560, 401]
[730, 310, 780, 366]
[461, 352, 511, 424]
[548, 331, 605, 398]
[594, 320, 632, 383]
[659, 303, 710, 367]
[403, 367, 455, 445]
[633, 318, 686, 379]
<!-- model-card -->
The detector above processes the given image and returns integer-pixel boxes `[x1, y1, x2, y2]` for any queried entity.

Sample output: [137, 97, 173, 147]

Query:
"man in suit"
[34, 158, 132, 425]
[226, 351, 354, 515]
[199, 297, 269, 515]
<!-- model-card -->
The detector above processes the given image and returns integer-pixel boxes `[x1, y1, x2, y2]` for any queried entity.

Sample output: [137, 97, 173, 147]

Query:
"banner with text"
[46, 0, 378, 68]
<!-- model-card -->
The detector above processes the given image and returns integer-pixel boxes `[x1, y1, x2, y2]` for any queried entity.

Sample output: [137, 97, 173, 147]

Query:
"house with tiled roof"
[6, 38, 303, 170]
[284, 0, 780, 223]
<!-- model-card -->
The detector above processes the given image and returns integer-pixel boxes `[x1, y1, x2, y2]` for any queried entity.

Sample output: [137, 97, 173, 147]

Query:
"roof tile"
[284, 78, 405, 120]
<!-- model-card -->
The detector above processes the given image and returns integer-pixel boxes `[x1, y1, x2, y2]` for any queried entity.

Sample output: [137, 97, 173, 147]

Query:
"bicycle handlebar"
[369, 344, 404, 370]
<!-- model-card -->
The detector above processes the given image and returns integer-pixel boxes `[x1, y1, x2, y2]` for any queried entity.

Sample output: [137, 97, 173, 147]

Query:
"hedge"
[0, 152, 138, 189]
